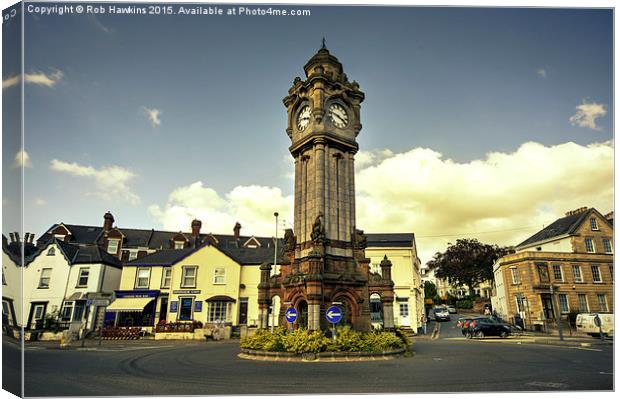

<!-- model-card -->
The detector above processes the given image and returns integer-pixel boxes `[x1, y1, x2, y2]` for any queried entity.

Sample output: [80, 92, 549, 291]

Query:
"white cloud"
[34, 198, 47, 206]
[143, 107, 161, 127]
[148, 141, 613, 266]
[148, 181, 293, 235]
[50, 159, 140, 205]
[13, 149, 32, 168]
[355, 141, 613, 264]
[569, 100, 607, 130]
[2, 69, 64, 90]
[536, 68, 547, 78]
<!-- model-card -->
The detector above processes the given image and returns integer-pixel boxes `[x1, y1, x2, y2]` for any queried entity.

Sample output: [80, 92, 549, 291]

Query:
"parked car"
[466, 317, 511, 339]
[576, 313, 614, 337]
[457, 317, 475, 335]
[447, 306, 457, 314]
[433, 307, 450, 322]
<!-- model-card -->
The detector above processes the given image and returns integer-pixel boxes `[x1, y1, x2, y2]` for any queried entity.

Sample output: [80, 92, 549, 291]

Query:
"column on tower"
[314, 139, 326, 232]
[294, 157, 301, 256]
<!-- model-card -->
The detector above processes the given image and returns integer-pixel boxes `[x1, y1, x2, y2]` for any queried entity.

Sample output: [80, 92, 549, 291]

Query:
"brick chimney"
[103, 211, 115, 231]
[191, 219, 202, 237]
[565, 207, 588, 217]
[234, 222, 242, 240]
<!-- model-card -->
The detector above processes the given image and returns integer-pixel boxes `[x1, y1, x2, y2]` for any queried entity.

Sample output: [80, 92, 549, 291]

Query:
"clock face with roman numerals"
[328, 103, 348, 128]
[297, 106, 311, 131]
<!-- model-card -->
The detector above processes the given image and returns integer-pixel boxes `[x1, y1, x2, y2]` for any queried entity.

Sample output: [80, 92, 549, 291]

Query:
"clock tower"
[258, 43, 395, 332]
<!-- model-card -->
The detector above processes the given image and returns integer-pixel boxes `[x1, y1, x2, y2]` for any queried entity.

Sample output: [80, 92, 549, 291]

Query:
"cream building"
[2, 234, 121, 332]
[365, 233, 424, 331]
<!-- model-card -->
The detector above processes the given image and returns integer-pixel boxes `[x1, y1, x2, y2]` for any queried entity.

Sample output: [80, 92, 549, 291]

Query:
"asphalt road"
[2, 317, 614, 396]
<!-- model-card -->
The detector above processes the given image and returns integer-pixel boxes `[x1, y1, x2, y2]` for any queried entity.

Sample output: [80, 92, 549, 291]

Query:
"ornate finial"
[321, 37, 326, 49]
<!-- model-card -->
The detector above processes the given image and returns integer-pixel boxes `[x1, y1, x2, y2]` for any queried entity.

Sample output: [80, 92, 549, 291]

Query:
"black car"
[466, 317, 511, 338]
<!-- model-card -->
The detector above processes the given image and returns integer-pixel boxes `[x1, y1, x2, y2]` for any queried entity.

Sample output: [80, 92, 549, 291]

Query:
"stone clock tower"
[258, 44, 395, 332]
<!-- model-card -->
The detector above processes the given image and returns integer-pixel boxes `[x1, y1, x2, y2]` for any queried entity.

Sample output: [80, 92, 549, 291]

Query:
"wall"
[239, 264, 261, 326]
[2, 251, 23, 326]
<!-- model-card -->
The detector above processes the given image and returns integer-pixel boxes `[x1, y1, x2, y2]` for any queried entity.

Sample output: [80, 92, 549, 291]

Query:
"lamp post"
[271, 212, 279, 332]
[550, 285, 564, 341]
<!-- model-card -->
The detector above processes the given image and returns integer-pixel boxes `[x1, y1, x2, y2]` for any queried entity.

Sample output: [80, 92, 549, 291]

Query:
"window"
[2, 270, 6, 285]
[60, 301, 74, 321]
[591, 265, 602, 283]
[161, 267, 172, 288]
[174, 241, 185, 249]
[536, 263, 549, 283]
[510, 267, 520, 284]
[77, 268, 89, 287]
[572, 265, 583, 283]
[213, 268, 226, 284]
[552, 264, 563, 281]
[181, 266, 197, 288]
[135, 267, 150, 288]
[602, 238, 613, 254]
[46, 247, 55, 256]
[610, 265, 614, 279]
[578, 294, 589, 312]
[597, 294, 608, 312]
[558, 294, 569, 313]
[38, 268, 52, 288]
[399, 303, 409, 318]
[515, 295, 525, 313]
[208, 301, 232, 322]
[128, 251, 138, 261]
[584, 238, 595, 253]
[107, 239, 119, 254]
[590, 217, 599, 230]
[2, 300, 9, 317]
[178, 298, 193, 321]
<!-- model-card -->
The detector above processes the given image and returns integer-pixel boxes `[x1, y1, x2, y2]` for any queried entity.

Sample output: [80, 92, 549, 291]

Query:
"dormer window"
[107, 239, 120, 254]
[174, 241, 185, 249]
[590, 218, 599, 231]
[46, 247, 55, 256]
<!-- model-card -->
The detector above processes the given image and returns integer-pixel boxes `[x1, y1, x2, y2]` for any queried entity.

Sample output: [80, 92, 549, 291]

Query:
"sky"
[1, 1, 614, 266]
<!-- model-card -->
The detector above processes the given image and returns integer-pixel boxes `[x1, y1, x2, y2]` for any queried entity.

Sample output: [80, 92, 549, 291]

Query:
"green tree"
[427, 239, 509, 298]
[423, 280, 438, 299]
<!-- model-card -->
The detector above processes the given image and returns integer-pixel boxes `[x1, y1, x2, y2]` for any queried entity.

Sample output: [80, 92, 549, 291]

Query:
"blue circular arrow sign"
[285, 307, 298, 323]
[326, 306, 343, 324]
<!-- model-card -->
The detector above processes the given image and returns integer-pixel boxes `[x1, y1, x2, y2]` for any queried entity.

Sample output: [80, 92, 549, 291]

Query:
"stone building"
[257, 44, 395, 332]
[491, 207, 613, 331]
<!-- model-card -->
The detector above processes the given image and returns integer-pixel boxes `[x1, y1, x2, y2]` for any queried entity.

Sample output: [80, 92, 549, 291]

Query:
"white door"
[398, 302, 410, 327]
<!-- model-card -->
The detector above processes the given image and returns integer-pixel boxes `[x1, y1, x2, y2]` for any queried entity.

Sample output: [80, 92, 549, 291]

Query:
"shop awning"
[106, 297, 154, 312]
[205, 295, 236, 303]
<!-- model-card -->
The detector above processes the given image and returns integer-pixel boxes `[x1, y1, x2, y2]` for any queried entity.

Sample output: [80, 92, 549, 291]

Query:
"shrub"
[330, 326, 366, 352]
[281, 328, 330, 354]
[363, 330, 403, 352]
[394, 328, 412, 349]
[456, 299, 473, 309]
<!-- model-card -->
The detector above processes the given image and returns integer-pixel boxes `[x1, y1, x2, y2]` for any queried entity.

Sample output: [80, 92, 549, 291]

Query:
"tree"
[423, 280, 438, 299]
[427, 239, 509, 298]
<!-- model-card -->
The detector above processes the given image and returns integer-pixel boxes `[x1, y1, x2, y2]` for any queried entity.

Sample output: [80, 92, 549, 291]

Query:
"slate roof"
[125, 248, 199, 266]
[366, 233, 414, 248]
[516, 208, 604, 249]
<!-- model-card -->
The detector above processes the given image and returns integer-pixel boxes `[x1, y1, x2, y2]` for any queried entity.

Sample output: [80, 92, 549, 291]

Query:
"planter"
[239, 347, 408, 362]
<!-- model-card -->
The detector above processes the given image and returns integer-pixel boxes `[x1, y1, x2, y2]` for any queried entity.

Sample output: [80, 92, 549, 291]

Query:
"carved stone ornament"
[310, 212, 326, 245]
[353, 228, 367, 249]
[284, 228, 296, 252]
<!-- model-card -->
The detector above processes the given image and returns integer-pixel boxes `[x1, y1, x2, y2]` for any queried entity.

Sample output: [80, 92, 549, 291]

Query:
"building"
[366, 234, 424, 331]
[2, 233, 122, 334]
[491, 207, 614, 331]
[257, 44, 396, 332]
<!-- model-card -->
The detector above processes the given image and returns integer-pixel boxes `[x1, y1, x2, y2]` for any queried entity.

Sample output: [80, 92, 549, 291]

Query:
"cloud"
[355, 141, 613, 264]
[148, 181, 293, 236]
[50, 159, 140, 204]
[13, 149, 32, 168]
[143, 107, 161, 127]
[34, 198, 47, 206]
[569, 100, 607, 130]
[148, 141, 613, 266]
[2, 69, 64, 90]
[536, 68, 547, 78]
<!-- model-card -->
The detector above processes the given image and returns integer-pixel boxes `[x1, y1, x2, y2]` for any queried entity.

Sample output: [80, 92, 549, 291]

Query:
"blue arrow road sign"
[326, 306, 343, 324]
[285, 307, 298, 323]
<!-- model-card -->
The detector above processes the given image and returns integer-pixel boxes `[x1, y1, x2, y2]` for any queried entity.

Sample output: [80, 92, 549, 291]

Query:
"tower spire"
[321, 37, 326, 49]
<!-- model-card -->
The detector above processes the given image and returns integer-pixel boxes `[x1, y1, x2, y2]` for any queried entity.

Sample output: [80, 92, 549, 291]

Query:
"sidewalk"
[518, 331, 613, 347]
[19, 336, 237, 350]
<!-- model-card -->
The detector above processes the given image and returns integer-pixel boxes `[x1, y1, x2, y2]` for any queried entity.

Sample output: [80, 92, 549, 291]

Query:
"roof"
[516, 208, 610, 249]
[125, 247, 199, 266]
[366, 233, 414, 248]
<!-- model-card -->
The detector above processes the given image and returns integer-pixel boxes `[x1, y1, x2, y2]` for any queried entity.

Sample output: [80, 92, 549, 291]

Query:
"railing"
[101, 327, 143, 339]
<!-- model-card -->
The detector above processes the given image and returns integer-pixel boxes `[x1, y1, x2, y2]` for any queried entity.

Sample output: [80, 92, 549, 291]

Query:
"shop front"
[106, 290, 159, 330]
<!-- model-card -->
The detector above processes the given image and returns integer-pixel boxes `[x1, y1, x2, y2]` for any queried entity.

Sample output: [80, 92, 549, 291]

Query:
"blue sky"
[2, 2, 613, 263]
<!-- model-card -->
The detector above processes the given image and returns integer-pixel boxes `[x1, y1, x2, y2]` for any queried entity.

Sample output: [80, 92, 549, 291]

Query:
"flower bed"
[154, 321, 202, 333]
[101, 327, 142, 340]
[240, 326, 411, 355]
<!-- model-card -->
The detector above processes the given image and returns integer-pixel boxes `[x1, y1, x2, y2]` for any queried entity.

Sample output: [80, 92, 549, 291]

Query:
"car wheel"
[465, 331, 472, 339]
[500, 331, 508, 339]
[475, 330, 485, 339]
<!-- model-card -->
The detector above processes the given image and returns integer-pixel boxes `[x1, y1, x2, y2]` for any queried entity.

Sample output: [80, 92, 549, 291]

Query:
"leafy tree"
[427, 239, 509, 298]
[423, 280, 438, 299]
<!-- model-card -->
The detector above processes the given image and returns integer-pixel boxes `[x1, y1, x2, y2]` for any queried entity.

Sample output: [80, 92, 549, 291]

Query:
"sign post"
[326, 305, 343, 341]
[285, 307, 297, 331]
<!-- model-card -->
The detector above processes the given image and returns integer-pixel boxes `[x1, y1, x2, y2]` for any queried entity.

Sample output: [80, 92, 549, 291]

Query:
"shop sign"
[173, 290, 201, 294]
[170, 301, 178, 313]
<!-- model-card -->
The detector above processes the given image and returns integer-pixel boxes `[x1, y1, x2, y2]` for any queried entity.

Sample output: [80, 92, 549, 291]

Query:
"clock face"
[329, 103, 348, 128]
[297, 106, 311, 131]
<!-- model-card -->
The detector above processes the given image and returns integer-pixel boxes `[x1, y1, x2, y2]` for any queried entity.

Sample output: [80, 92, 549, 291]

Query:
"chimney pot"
[234, 222, 242, 240]
[191, 219, 202, 237]
[103, 211, 115, 231]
